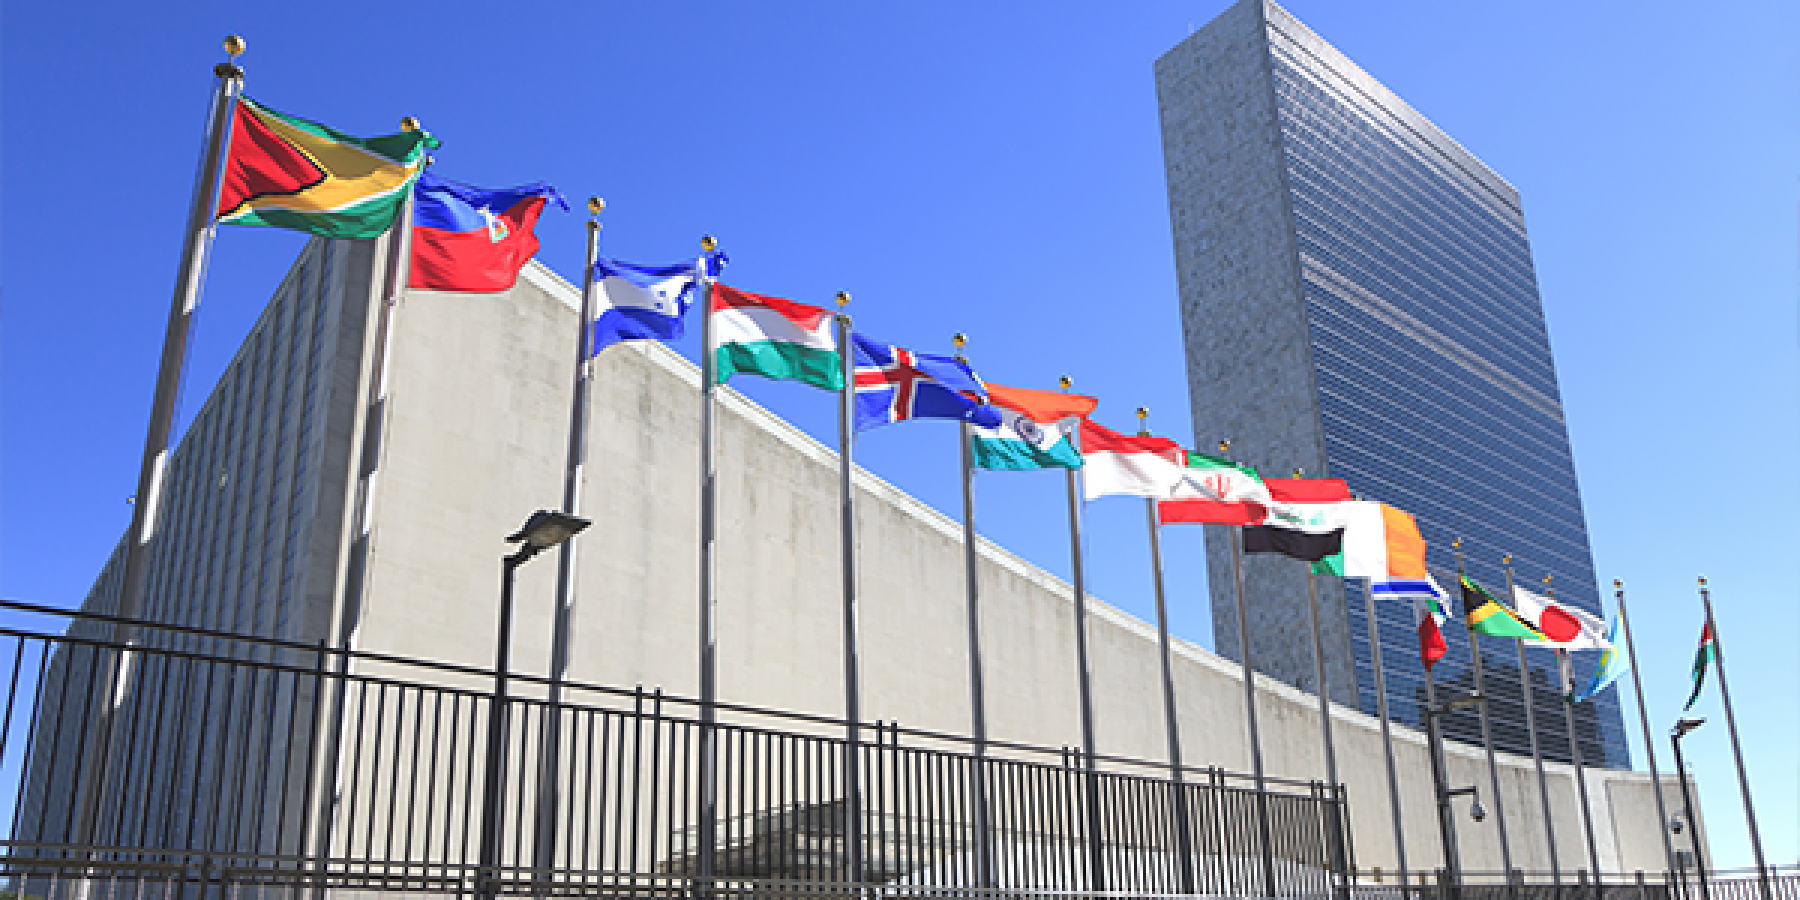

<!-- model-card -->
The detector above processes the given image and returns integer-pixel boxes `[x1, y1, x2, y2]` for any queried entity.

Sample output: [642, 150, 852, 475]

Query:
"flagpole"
[1544, 577, 1604, 885]
[1059, 376, 1105, 892]
[1696, 576, 1773, 900]
[1506, 557, 1562, 892]
[1219, 440, 1276, 897]
[1455, 542, 1517, 890]
[1292, 466, 1347, 897]
[531, 198, 606, 879]
[73, 35, 246, 854]
[692, 236, 722, 896]
[1422, 656, 1466, 888]
[1359, 572, 1412, 887]
[954, 336, 994, 890]
[835, 292, 866, 887]
[1137, 411, 1195, 895]
[1613, 581, 1677, 881]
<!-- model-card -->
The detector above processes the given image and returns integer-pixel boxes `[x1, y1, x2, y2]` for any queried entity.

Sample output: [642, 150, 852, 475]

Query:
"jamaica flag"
[217, 97, 436, 239]
[1461, 574, 1545, 640]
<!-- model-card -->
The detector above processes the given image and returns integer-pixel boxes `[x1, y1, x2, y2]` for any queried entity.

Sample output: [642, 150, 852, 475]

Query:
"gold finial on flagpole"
[1059, 375, 1073, 391]
[1698, 575, 1708, 587]
[587, 197, 605, 215]
[1453, 538, 1463, 550]
[400, 117, 421, 132]
[1292, 468, 1304, 478]
[1614, 579, 1623, 589]
[1502, 554, 1513, 566]
[1135, 407, 1150, 436]
[952, 333, 967, 363]
[223, 35, 246, 60]
[1218, 439, 1230, 456]
[835, 291, 850, 308]
[700, 235, 717, 253]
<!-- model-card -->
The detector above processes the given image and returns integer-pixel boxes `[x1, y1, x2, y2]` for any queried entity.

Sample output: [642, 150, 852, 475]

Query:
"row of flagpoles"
[110, 42, 1774, 898]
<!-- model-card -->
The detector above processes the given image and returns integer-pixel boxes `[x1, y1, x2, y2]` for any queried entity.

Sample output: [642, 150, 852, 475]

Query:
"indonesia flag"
[1078, 420, 1187, 500]
[409, 172, 566, 292]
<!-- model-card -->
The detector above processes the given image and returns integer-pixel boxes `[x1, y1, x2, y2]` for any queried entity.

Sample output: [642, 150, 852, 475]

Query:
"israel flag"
[590, 254, 725, 355]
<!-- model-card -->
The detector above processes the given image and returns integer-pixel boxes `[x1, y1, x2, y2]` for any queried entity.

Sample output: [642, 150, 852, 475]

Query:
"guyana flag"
[1461, 575, 1546, 640]
[217, 97, 436, 239]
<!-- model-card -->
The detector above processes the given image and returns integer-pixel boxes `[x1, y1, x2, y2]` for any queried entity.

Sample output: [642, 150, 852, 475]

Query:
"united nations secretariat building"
[8, 2, 1710, 898]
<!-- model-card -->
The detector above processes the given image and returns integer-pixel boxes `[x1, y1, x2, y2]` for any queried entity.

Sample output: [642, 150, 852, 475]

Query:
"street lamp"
[1670, 717, 1710, 900]
[478, 510, 591, 900]
[1424, 692, 1488, 896]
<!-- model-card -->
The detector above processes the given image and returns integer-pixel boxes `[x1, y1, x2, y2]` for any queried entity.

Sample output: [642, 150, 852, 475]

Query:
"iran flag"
[1510, 585, 1612, 651]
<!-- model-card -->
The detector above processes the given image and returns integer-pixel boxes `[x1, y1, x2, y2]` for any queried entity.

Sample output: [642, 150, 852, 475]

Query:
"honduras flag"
[590, 254, 726, 356]
[851, 334, 1003, 432]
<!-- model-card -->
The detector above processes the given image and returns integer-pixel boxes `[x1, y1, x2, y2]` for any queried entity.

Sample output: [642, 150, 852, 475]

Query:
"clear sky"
[3, 0, 1795, 874]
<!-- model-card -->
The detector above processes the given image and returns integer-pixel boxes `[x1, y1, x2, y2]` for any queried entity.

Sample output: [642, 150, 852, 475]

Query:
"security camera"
[1670, 817, 1685, 835]
[1470, 801, 1487, 824]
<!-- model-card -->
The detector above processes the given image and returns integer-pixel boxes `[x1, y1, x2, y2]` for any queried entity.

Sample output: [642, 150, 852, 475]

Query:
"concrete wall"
[342, 257, 1687, 877]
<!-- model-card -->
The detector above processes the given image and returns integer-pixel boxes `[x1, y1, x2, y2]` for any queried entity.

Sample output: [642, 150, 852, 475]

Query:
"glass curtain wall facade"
[1157, 0, 1628, 768]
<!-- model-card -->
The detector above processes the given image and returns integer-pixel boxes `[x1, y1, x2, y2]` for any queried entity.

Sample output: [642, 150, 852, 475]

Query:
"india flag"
[970, 384, 1098, 471]
[710, 284, 843, 390]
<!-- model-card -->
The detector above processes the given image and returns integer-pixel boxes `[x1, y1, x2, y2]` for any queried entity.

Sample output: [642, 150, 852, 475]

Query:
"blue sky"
[3, 0, 1795, 873]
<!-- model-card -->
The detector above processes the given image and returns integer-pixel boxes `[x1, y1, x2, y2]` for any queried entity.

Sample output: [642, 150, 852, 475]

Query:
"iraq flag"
[1240, 477, 1353, 562]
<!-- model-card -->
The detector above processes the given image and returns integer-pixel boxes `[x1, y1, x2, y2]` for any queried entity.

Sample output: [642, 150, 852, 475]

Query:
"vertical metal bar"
[1669, 734, 1710, 900]
[1306, 568, 1350, 898]
[1144, 498, 1196, 894]
[1226, 525, 1277, 896]
[1456, 549, 1516, 893]
[1425, 667, 1464, 892]
[958, 421, 994, 889]
[1507, 561, 1563, 894]
[1555, 649, 1605, 884]
[1697, 581, 1773, 900]
[536, 202, 605, 884]
[833, 307, 866, 886]
[475, 553, 524, 900]
[1062, 455, 1105, 892]
[1614, 583, 1677, 878]
[1361, 576, 1412, 886]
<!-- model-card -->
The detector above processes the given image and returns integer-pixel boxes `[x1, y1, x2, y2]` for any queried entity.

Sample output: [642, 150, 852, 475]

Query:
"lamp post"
[1425, 692, 1490, 896]
[1670, 717, 1711, 900]
[478, 510, 591, 900]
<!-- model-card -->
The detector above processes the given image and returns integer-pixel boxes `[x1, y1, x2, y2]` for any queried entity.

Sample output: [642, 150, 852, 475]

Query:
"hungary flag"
[1682, 622, 1716, 711]
[970, 384, 1097, 471]
[710, 284, 842, 390]
[217, 97, 435, 239]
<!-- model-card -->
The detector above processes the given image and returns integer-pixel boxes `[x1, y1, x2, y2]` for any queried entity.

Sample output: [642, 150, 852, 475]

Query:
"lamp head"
[1469, 799, 1487, 824]
[505, 510, 591, 551]
[1670, 816, 1685, 835]
[1673, 717, 1706, 738]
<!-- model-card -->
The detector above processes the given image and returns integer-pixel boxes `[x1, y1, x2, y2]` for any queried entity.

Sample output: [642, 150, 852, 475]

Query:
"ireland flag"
[710, 284, 843, 390]
[970, 384, 1097, 471]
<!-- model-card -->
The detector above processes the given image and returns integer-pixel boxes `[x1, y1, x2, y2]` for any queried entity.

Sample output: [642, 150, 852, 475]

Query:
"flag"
[1242, 477, 1354, 562]
[1572, 612, 1627, 702]
[1683, 622, 1716, 710]
[851, 335, 1002, 431]
[1372, 574, 1450, 668]
[970, 384, 1097, 470]
[1077, 420, 1187, 500]
[710, 285, 843, 390]
[217, 97, 436, 239]
[1159, 452, 1272, 525]
[1461, 575, 1547, 640]
[408, 172, 566, 292]
[1337, 502, 1428, 579]
[1511, 584, 1613, 651]
[590, 255, 720, 355]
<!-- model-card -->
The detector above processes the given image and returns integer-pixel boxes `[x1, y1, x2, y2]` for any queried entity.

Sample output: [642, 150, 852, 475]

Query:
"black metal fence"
[0, 600, 1352, 898]
[1344, 868, 1800, 900]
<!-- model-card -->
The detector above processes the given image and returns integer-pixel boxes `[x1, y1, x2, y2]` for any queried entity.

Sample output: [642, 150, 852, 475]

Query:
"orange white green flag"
[216, 97, 436, 239]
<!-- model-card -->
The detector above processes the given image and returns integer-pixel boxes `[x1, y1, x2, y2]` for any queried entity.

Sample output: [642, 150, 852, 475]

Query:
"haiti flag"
[409, 172, 566, 293]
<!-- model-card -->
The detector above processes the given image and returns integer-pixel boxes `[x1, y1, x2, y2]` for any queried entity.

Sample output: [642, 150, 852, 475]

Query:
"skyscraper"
[1155, 0, 1628, 768]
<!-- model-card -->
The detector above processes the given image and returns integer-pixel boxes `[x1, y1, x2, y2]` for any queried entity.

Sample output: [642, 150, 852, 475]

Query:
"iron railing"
[0, 599, 1352, 898]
